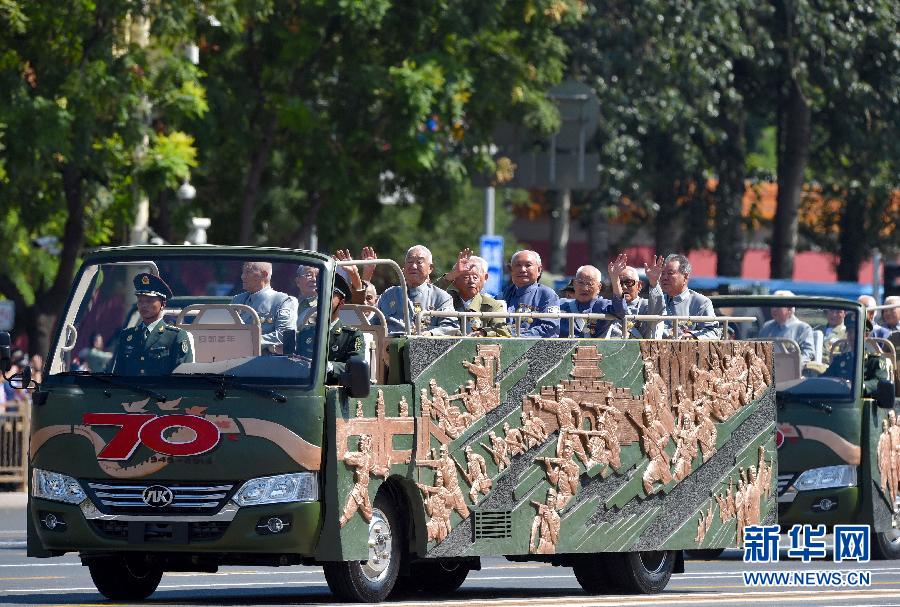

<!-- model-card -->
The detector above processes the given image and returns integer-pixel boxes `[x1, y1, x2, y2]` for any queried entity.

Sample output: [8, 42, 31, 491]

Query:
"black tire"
[86, 555, 162, 600]
[872, 530, 900, 560]
[684, 548, 726, 560]
[572, 554, 616, 594]
[608, 550, 676, 594]
[323, 493, 402, 602]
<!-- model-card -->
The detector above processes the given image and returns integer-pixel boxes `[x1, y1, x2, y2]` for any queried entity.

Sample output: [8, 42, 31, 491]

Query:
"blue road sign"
[480, 235, 505, 297]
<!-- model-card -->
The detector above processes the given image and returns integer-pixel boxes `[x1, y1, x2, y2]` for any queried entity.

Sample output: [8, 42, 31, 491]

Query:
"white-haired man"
[502, 250, 560, 337]
[437, 249, 510, 337]
[558, 261, 626, 338]
[376, 245, 459, 335]
[606, 255, 665, 338]
[648, 253, 719, 339]
[872, 295, 900, 338]
[758, 290, 816, 363]
[232, 261, 298, 354]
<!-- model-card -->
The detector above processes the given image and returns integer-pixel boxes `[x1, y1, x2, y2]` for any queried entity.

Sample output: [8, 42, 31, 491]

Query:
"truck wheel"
[572, 554, 615, 594]
[417, 560, 471, 594]
[872, 529, 900, 560]
[323, 494, 401, 602]
[610, 550, 676, 594]
[684, 548, 725, 560]
[86, 555, 162, 600]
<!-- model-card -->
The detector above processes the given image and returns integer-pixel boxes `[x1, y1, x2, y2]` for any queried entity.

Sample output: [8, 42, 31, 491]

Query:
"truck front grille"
[84, 480, 235, 515]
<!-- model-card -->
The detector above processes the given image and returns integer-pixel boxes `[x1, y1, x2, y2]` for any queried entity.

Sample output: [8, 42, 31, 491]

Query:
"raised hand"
[334, 249, 362, 290]
[447, 247, 473, 281]
[360, 246, 377, 281]
[645, 255, 665, 287]
[608, 253, 627, 297]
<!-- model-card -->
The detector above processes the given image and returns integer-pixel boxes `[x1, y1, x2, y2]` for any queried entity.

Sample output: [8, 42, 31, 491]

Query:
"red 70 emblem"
[82, 413, 221, 460]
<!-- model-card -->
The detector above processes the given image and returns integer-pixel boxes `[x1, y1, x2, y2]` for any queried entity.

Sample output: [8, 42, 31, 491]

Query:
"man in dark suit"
[112, 273, 193, 375]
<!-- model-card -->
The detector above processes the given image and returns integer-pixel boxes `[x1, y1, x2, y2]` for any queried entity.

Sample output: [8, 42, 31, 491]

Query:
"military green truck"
[1, 246, 778, 602]
[711, 295, 900, 559]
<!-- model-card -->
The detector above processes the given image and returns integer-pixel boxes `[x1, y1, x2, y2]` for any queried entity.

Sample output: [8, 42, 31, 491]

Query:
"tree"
[193, 0, 580, 251]
[0, 0, 209, 355]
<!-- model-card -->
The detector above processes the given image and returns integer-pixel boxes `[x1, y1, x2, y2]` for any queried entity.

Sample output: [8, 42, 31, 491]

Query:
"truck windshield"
[48, 255, 323, 384]
[714, 303, 861, 399]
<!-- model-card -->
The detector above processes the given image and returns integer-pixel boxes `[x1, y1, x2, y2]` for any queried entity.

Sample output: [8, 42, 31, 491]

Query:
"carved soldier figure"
[536, 439, 581, 508]
[418, 470, 452, 543]
[693, 399, 718, 463]
[520, 412, 544, 449]
[399, 396, 410, 417]
[528, 410, 548, 444]
[673, 385, 693, 426]
[503, 421, 527, 456]
[483, 430, 510, 471]
[463, 356, 495, 392]
[462, 380, 486, 418]
[745, 350, 772, 402]
[418, 444, 469, 518]
[745, 466, 762, 525]
[425, 382, 464, 438]
[642, 358, 674, 431]
[530, 490, 561, 555]
[756, 446, 773, 500]
[535, 385, 590, 465]
[339, 434, 390, 527]
[878, 419, 895, 506]
[462, 445, 493, 504]
[630, 410, 673, 494]
[671, 413, 698, 482]
[734, 477, 748, 545]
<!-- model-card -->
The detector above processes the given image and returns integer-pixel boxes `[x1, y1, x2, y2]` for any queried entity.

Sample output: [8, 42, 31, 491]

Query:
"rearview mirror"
[9, 365, 31, 390]
[0, 331, 10, 374]
[874, 380, 895, 409]
[341, 356, 370, 399]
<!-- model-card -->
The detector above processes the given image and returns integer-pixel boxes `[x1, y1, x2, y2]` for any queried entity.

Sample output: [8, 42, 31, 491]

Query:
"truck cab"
[712, 295, 900, 558]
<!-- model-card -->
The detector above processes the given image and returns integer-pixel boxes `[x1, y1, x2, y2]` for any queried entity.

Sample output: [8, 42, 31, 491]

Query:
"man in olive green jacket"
[437, 249, 511, 337]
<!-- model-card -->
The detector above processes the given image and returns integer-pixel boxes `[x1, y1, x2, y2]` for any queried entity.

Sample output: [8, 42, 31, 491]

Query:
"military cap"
[844, 314, 873, 333]
[333, 273, 352, 300]
[133, 273, 173, 300]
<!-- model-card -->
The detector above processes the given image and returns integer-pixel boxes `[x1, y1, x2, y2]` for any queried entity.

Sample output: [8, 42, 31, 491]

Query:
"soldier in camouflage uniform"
[299, 273, 364, 384]
[111, 273, 193, 376]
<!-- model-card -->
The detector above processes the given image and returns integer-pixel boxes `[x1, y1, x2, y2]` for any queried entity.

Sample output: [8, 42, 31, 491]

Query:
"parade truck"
[1, 245, 779, 603]
[711, 295, 900, 559]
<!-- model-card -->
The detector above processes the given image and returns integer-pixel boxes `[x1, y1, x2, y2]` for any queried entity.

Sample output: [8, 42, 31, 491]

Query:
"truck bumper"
[778, 487, 859, 528]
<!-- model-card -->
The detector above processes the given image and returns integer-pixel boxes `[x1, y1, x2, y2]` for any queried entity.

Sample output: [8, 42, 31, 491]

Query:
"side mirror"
[341, 356, 370, 399]
[874, 380, 895, 409]
[282, 329, 297, 356]
[0, 331, 10, 374]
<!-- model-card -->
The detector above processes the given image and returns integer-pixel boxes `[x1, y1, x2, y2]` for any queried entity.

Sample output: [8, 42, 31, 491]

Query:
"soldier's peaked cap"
[333, 272, 352, 300]
[133, 273, 173, 300]
[844, 314, 873, 333]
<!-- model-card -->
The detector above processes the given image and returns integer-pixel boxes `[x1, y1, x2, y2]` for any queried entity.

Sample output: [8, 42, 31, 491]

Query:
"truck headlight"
[233, 472, 319, 506]
[792, 465, 857, 492]
[31, 469, 87, 504]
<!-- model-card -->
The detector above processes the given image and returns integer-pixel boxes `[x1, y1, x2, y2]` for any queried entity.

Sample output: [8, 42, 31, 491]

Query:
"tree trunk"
[836, 191, 866, 281]
[238, 114, 278, 245]
[548, 189, 571, 274]
[653, 192, 678, 256]
[587, 198, 610, 270]
[714, 105, 747, 277]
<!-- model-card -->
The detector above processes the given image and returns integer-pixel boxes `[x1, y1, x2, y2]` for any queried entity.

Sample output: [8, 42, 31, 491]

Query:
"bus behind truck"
[5, 245, 778, 602]
[712, 295, 900, 559]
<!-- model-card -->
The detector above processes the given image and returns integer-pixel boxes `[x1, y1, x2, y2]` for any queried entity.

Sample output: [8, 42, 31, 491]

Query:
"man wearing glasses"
[605, 257, 665, 338]
[558, 262, 626, 338]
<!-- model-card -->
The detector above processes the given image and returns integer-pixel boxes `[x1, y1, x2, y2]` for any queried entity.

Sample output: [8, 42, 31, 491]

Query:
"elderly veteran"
[111, 273, 193, 375]
[558, 262, 626, 338]
[232, 261, 298, 354]
[872, 296, 900, 338]
[294, 265, 319, 316]
[502, 250, 560, 338]
[605, 255, 665, 338]
[376, 245, 459, 335]
[436, 249, 510, 337]
[758, 290, 816, 363]
[648, 253, 719, 340]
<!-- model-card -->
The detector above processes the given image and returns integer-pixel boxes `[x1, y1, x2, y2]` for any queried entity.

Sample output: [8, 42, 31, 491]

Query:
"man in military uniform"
[232, 261, 298, 354]
[111, 273, 193, 376]
[824, 314, 891, 396]
[376, 245, 459, 335]
[299, 273, 365, 384]
[294, 265, 319, 320]
[436, 249, 510, 337]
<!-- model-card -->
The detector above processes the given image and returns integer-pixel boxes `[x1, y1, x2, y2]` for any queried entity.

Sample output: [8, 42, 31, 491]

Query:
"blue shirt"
[559, 297, 627, 338]
[502, 283, 560, 338]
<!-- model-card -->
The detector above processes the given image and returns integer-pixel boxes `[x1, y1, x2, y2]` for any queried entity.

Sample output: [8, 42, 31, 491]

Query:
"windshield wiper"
[776, 391, 833, 414]
[61, 371, 168, 403]
[193, 374, 287, 403]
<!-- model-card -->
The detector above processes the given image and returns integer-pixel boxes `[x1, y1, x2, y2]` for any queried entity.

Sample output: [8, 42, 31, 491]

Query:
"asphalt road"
[2, 492, 900, 607]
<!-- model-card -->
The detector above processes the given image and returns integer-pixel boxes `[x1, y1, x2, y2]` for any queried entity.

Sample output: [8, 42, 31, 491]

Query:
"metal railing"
[416, 310, 756, 338]
[0, 409, 29, 490]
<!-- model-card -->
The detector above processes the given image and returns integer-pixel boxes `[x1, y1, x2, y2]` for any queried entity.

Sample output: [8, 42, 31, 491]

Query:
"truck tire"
[684, 548, 725, 560]
[86, 555, 162, 600]
[609, 550, 676, 594]
[872, 529, 900, 560]
[323, 494, 401, 602]
[572, 554, 615, 594]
